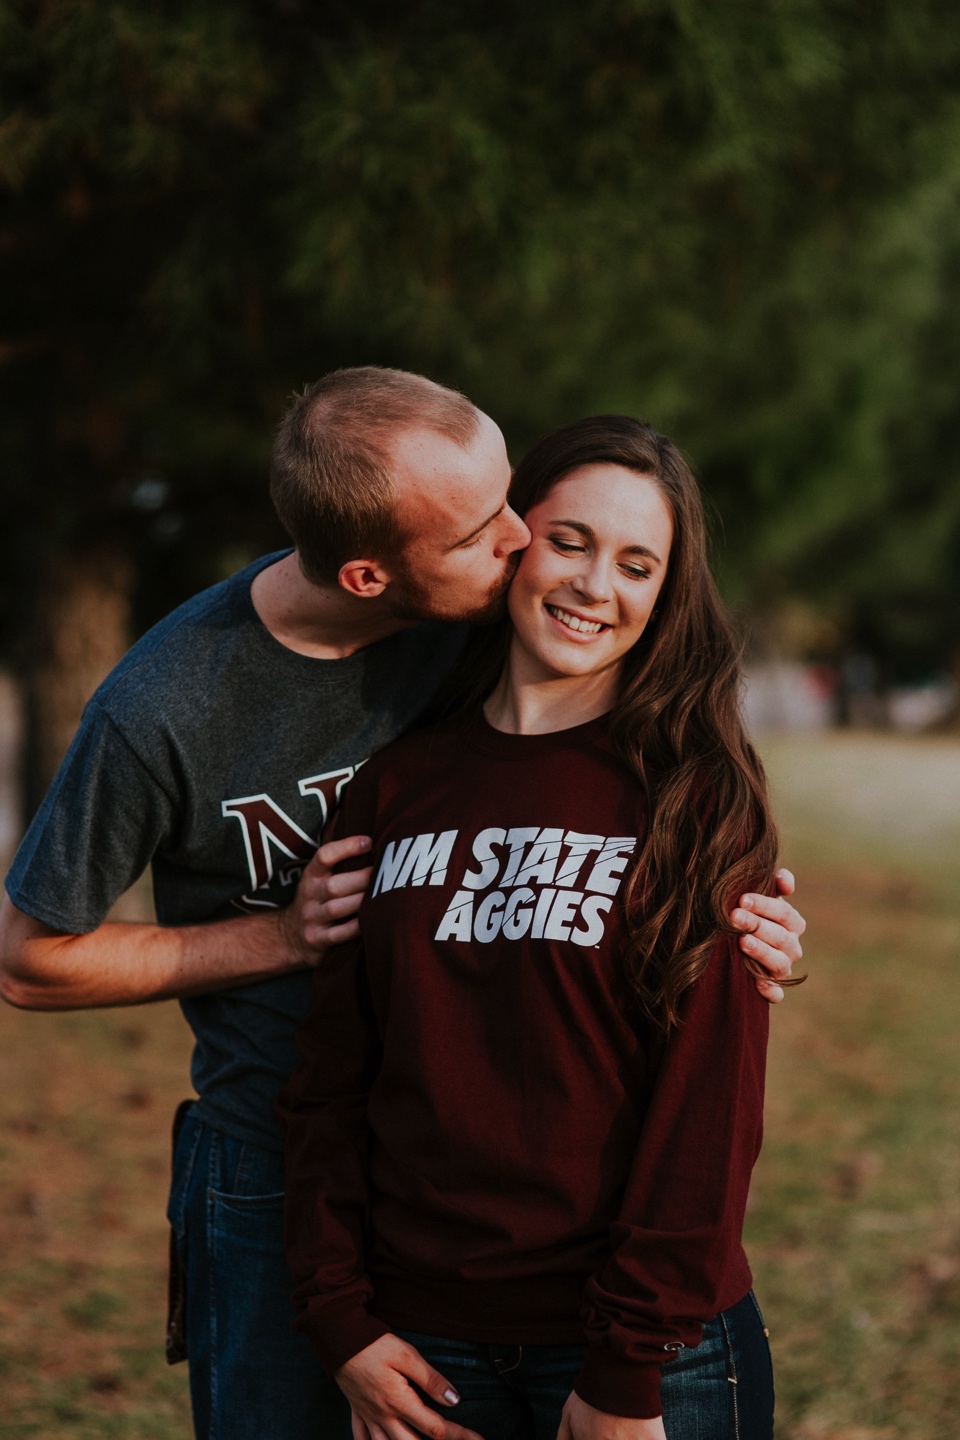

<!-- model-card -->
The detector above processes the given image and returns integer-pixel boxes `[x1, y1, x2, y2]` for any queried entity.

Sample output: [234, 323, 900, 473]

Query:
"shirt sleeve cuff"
[295, 1295, 391, 1376]
[573, 1345, 664, 1419]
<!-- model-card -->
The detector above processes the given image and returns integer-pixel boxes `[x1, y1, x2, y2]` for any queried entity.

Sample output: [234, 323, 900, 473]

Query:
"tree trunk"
[21, 545, 134, 825]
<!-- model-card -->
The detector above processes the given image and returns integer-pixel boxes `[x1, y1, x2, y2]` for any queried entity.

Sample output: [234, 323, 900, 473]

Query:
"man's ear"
[337, 558, 394, 599]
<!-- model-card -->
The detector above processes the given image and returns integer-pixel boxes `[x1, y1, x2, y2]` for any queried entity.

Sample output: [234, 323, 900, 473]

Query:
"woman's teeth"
[546, 604, 605, 635]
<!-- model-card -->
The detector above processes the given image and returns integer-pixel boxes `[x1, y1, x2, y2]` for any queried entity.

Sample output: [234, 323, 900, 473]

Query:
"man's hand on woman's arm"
[731, 866, 806, 1004]
[282, 833, 373, 960]
[336, 1334, 483, 1440]
[558, 1392, 666, 1440]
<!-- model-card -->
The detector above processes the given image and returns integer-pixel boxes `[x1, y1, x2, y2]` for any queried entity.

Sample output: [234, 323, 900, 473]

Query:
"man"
[0, 368, 804, 1440]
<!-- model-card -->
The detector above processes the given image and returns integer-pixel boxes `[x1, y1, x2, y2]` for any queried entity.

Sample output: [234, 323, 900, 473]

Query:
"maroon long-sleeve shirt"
[279, 714, 768, 1420]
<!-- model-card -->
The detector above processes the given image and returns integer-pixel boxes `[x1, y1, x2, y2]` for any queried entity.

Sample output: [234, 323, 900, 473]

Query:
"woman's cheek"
[506, 575, 541, 633]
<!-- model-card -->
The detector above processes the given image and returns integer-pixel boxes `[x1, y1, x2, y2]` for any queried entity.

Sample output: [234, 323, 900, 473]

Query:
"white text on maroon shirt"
[372, 827, 636, 948]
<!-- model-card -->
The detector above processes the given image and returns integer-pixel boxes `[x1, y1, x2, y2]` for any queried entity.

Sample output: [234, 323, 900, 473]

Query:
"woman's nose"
[571, 564, 612, 603]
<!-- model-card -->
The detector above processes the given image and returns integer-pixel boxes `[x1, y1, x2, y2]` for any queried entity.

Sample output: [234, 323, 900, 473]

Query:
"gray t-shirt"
[5, 552, 467, 1149]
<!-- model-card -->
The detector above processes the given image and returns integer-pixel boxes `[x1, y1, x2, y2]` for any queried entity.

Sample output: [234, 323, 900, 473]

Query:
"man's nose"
[495, 507, 531, 555]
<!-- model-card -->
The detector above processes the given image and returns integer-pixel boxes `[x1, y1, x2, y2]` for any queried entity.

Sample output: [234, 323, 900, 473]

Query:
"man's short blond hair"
[269, 366, 480, 582]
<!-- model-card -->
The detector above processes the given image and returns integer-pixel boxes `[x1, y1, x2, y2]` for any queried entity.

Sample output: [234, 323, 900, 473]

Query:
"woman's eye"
[620, 565, 651, 581]
[550, 538, 585, 553]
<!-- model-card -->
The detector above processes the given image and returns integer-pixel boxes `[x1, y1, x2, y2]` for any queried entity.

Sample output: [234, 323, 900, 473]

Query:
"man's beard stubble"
[388, 550, 520, 626]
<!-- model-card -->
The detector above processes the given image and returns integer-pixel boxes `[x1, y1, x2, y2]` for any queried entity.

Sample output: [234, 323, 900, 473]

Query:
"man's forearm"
[0, 836, 370, 1013]
[0, 897, 300, 1011]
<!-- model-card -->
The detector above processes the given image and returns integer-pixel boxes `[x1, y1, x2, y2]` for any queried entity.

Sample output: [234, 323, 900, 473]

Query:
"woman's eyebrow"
[623, 543, 663, 565]
[549, 518, 663, 567]
[549, 518, 593, 539]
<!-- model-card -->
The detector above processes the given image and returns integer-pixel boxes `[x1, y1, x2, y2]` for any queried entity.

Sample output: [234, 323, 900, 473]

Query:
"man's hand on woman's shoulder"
[730, 867, 806, 1004]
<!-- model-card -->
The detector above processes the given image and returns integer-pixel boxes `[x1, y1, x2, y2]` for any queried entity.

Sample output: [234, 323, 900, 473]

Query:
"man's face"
[384, 412, 532, 623]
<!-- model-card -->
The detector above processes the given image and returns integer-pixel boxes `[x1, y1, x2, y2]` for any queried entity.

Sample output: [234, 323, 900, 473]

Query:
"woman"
[280, 415, 789, 1440]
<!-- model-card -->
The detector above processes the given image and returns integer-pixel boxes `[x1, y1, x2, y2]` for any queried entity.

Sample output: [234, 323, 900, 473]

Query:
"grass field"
[1, 731, 959, 1438]
[748, 734, 960, 1440]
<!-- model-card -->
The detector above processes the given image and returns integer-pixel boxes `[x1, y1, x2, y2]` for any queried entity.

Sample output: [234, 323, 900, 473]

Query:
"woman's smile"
[543, 602, 610, 639]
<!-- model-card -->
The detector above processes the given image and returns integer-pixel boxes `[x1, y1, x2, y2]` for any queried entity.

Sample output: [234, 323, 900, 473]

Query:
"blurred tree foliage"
[3, 0, 960, 799]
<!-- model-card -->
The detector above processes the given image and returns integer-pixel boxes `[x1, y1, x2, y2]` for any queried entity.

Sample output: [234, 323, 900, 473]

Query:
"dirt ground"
[0, 997, 193, 1436]
[1, 731, 959, 1438]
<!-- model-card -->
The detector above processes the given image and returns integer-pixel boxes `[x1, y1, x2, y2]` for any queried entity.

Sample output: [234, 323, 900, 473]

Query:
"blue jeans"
[396, 1291, 774, 1440]
[167, 1109, 350, 1440]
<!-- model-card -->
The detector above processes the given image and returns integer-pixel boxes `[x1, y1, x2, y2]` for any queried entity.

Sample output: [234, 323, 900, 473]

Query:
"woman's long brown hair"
[437, 414, 791, 1028]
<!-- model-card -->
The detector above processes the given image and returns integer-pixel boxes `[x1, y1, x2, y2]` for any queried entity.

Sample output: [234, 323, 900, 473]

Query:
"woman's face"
[506, 464, 674, 683]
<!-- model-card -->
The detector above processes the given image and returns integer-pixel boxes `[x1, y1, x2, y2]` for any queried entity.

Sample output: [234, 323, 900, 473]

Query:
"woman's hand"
[336, 1334, 484, 1440]
[557, 1391, 666, 1440]
[732, 866, 806, 1003]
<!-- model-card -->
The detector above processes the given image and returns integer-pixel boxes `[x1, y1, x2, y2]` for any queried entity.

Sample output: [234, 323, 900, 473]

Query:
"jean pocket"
[207, 1187, 296, 1336]
[208, 1186, 285, 1220]
[208, 1188, 285, 1205]
[207, 1186, 286, 1260]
